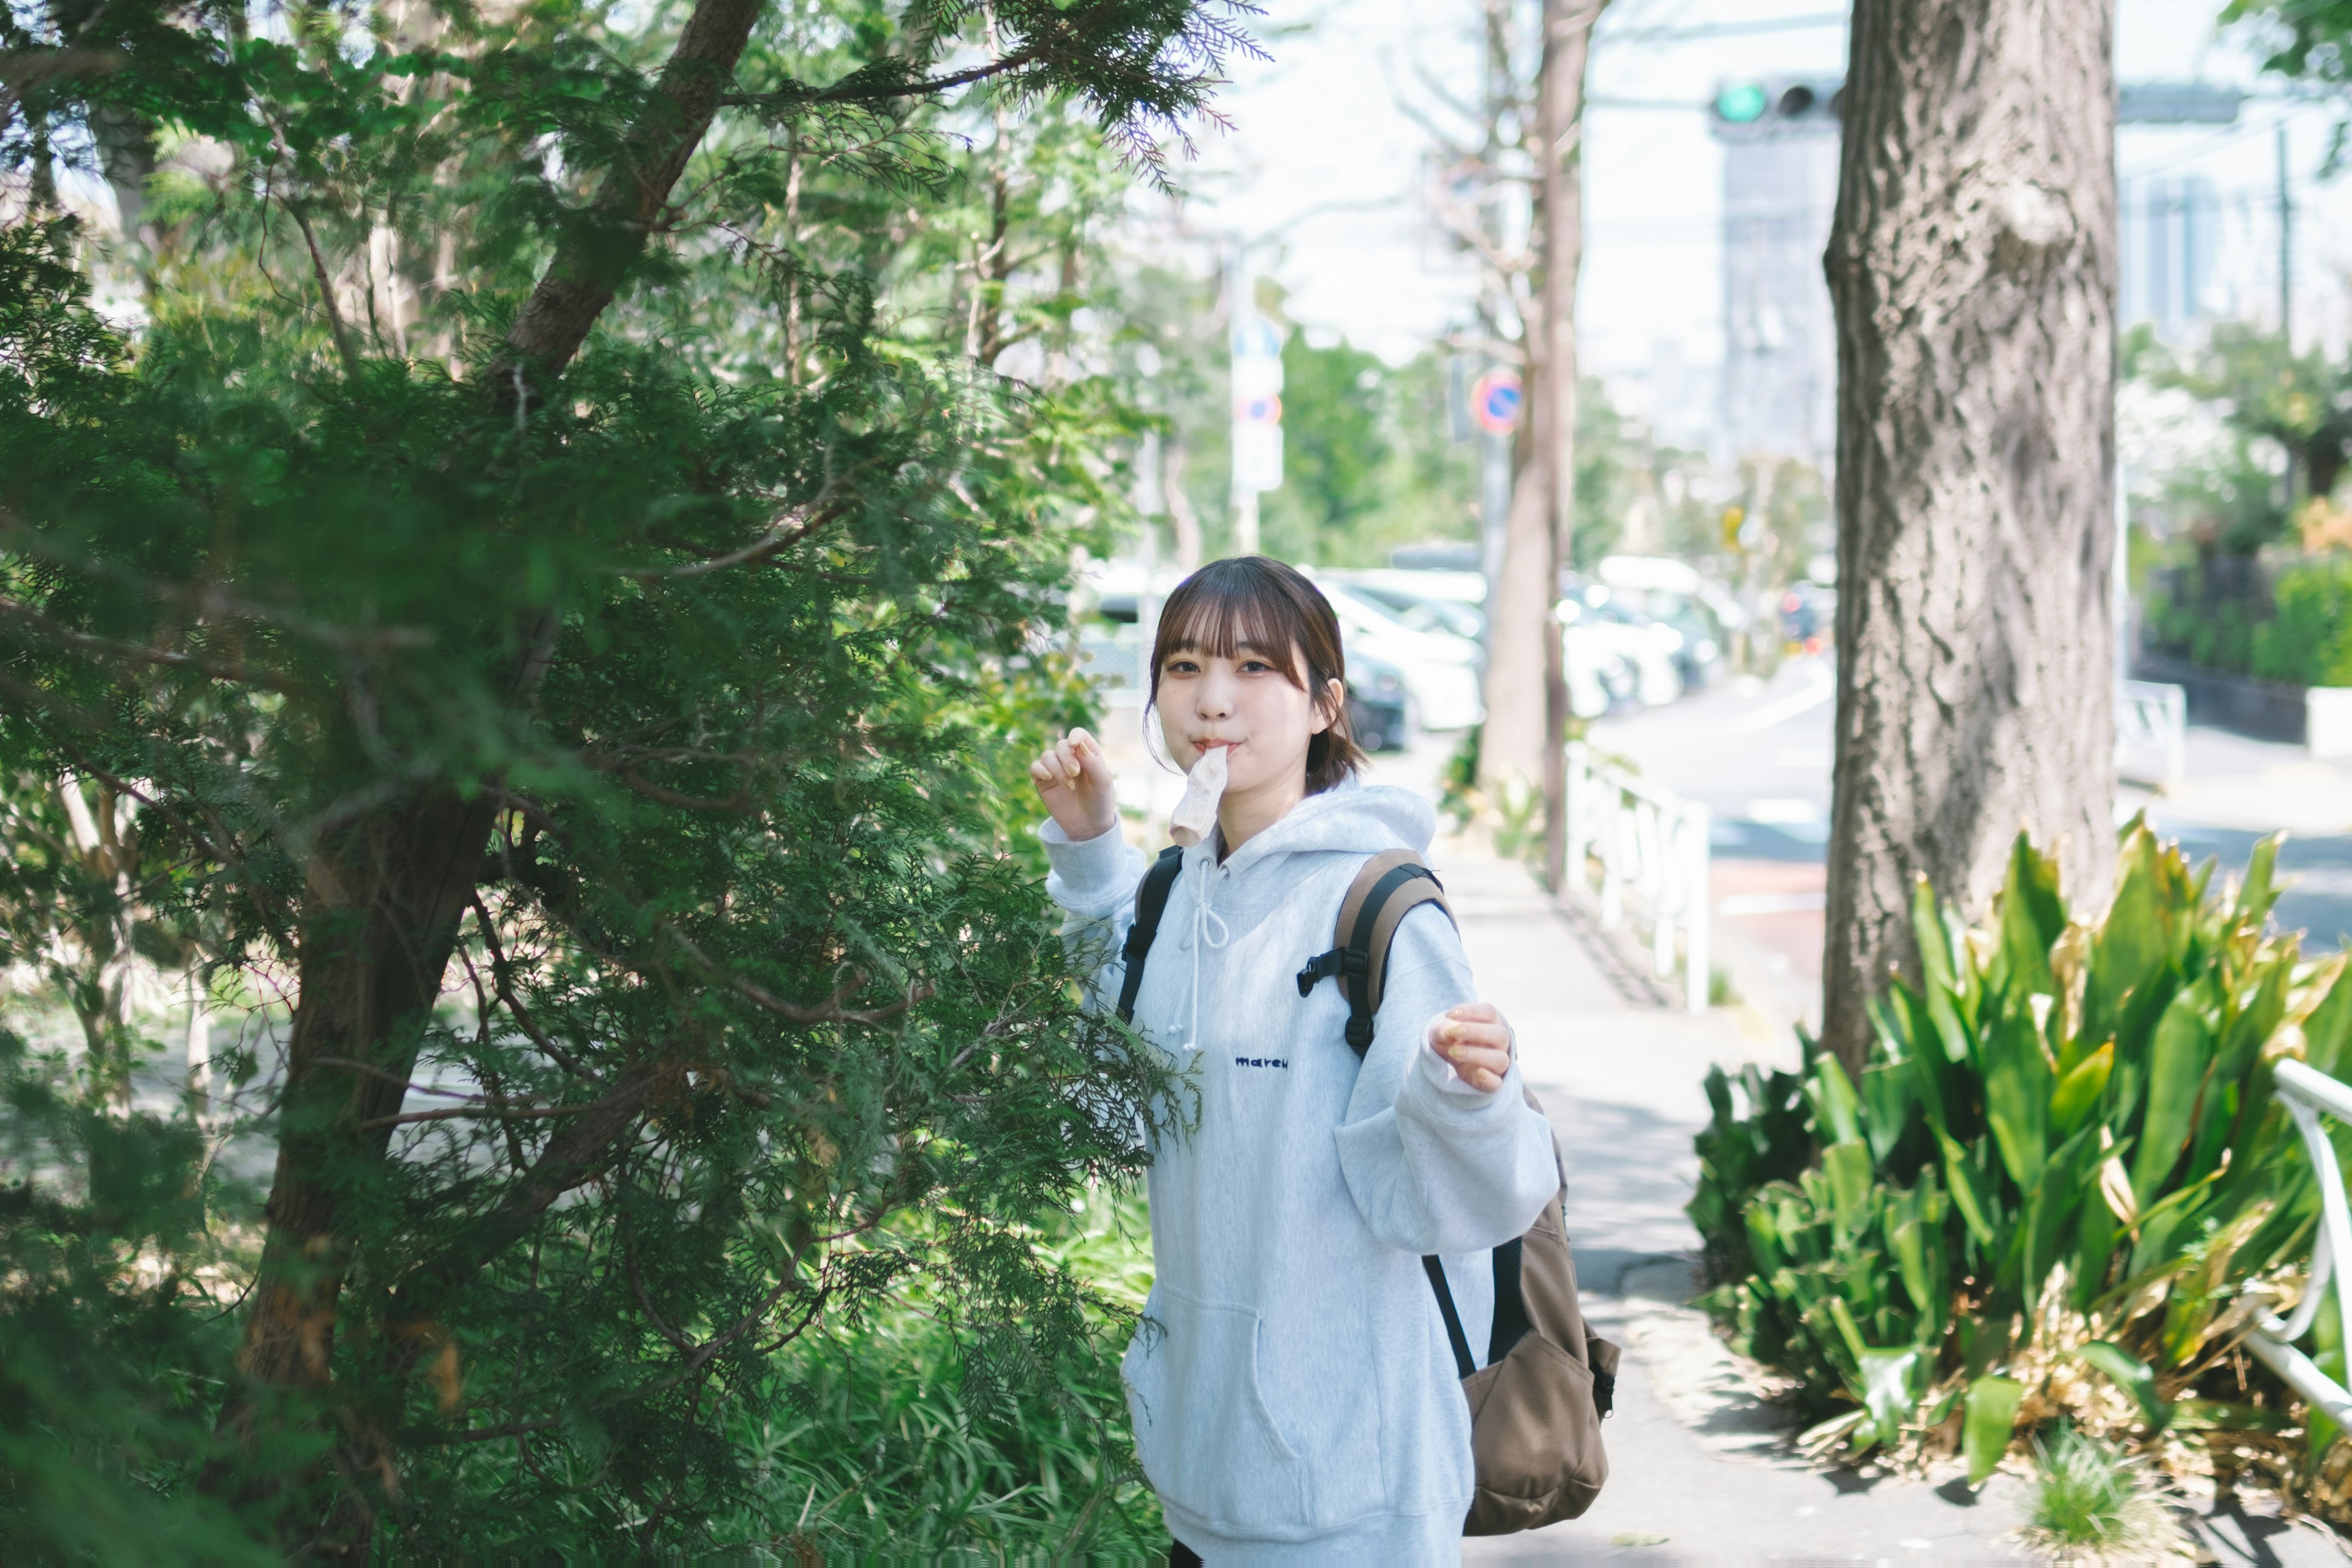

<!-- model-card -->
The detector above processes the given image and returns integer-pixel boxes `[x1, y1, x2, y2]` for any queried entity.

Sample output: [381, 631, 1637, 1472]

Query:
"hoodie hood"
[1178, 780, 1435, 938]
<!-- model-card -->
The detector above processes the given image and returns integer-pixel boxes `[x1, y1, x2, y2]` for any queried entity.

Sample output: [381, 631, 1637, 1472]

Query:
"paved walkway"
[1430, 837, 2344, 1568]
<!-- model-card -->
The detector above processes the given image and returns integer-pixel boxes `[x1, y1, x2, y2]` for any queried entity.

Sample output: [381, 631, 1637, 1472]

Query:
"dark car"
[1345, 649, 1412, 752]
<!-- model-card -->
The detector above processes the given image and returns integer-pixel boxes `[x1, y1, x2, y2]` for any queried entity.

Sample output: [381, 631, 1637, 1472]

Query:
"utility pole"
[2278, 121, 2294, 348]
[1229, 246, 1282, 556]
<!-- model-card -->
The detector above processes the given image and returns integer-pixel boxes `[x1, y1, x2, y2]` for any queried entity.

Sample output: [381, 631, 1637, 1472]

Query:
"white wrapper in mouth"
[1167, 744, 1229, 848]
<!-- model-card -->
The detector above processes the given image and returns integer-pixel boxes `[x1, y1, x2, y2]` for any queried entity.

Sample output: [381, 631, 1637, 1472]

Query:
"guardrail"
[1562, 741, 1711, 1013]
[2116, 679, 2187, 791]
[2242, 1058, 2352, 1431]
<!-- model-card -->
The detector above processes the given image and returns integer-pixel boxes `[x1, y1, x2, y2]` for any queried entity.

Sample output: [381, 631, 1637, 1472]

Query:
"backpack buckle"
[1294, 947, 1366, 997]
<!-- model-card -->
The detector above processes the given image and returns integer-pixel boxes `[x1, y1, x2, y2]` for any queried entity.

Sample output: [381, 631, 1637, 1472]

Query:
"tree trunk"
[213, 0, 766, 1528]
[1481, 464, 1552, 791]
[498, 0, 765, 386]
[1478, 0, 1603, 826]
[1820, 0, 2117, 1072]
[1534, 0, 1597, 891]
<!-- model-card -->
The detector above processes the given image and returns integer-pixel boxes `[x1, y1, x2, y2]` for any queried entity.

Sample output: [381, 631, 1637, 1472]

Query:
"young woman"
[1030, 557, 1558, 1564]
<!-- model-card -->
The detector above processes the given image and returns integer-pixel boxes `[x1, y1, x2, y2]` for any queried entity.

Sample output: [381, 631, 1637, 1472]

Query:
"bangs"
[1151, 565, 1314, 687]
[1144, 555, 1364, 795]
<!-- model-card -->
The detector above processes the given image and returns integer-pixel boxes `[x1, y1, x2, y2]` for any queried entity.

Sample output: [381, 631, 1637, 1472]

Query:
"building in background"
[1711, 78, 1842, 468]
[2120, 174, 2221, 337]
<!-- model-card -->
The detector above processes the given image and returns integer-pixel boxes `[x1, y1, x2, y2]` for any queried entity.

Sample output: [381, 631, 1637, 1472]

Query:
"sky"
[1174, 0, 2352, 408]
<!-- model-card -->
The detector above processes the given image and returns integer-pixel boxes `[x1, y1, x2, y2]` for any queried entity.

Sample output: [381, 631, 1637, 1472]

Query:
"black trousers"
[1169, 1542, 1202, 1567]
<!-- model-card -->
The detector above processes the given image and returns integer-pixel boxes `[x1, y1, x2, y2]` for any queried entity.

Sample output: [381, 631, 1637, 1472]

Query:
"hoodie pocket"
[1123, 1286, 1311, 1531]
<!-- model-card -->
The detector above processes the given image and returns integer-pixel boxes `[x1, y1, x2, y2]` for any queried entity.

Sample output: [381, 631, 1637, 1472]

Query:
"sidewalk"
[1432, 836, 2343, 1567]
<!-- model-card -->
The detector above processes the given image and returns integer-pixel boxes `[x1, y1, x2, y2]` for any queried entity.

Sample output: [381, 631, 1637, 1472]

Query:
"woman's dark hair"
[1147, 556, 1368, 795]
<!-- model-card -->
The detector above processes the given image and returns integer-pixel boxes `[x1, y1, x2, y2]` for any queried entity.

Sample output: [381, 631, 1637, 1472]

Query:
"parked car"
[1317, 582, 1485, 731]
[1558, 586, 1683, 713]
[1321, 568, 1487, 641]
[1344, 649, 1413, 752]
[1388, 540, 1482, 573]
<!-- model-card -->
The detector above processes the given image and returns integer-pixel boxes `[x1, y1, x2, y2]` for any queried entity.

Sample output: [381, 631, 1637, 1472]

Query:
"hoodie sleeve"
[1332, 901, 1560, 1256]
[1039, 818, 1148, 1016]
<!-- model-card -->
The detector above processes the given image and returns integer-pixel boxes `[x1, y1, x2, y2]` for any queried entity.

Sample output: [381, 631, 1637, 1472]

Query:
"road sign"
[1473, 369, 1522, 435]
[1230, 310, 1285, 495]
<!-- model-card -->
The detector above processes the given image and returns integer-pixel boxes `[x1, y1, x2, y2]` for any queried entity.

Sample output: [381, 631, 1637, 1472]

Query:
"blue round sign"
[1474, 370, 1523, 435]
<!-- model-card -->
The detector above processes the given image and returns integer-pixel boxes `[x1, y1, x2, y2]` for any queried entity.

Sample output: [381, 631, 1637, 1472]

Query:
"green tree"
[1266, 333, 1390, 548]
[0, 0, 1249, 1554]
[2138, 322, 2352, 547]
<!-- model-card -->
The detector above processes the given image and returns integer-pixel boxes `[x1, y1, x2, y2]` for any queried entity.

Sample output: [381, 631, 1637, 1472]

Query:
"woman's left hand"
[1428, 1002, 1513, 1093]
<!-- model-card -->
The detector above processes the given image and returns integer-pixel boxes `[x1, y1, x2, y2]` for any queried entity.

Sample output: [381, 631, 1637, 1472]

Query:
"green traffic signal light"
[1714, 82, 1768, 124]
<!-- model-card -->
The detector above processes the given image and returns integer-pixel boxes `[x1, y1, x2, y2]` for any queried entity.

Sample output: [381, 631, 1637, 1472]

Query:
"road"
[1586, 655, 2352, 1035]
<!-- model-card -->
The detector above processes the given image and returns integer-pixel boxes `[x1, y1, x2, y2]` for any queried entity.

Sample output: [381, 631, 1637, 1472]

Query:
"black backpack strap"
[1294, 850, 1455, 1056]
[1487, 1237, 1531, 1364]
[1115, 846, 1186, 1025]
[1422, 1256, 1476, 1381]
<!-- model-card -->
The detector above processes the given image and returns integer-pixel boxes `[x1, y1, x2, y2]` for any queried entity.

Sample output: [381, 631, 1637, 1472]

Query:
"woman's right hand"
[1030, 727, 1120, 842]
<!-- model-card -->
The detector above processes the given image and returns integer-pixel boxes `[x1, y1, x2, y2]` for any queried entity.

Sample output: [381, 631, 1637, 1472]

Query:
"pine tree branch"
[496, 0, 768, 395]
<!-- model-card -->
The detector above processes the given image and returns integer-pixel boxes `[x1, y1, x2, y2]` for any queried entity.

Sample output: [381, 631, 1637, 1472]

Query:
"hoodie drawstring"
[1184, 858, 1231, 1052]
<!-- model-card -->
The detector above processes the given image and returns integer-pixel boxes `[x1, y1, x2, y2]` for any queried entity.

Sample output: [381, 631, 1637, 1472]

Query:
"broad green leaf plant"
[1695, 824, 2352, 1501]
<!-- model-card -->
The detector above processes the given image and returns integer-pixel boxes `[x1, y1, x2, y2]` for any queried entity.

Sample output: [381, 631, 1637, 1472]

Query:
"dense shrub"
[2144, 556, 2352, 687]
[2259, 559, 2352, 687]
[1693, 826, 2352, 1493]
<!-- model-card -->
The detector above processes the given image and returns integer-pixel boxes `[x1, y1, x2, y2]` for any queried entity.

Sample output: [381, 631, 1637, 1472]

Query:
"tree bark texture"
[1477, 0, 1602, 823]
[229, 794, 503, 1395]
[1820, 0, 2117, 1071]
[1534, 0, 1598, 891]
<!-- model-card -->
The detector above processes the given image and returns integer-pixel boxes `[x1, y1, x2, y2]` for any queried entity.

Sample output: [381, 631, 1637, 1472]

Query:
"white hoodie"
[1042, 782, 1559, 1564]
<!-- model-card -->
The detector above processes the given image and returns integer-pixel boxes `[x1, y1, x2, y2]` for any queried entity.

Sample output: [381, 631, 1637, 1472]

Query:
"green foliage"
[1272, 334, 1391, 535]
[1, 0, 1245, 1554]
[0, 1030, 280, 1563]
[1693, 826, 2347, 1472]
[2226, 2, 2352, 172]
[2150, 325, 2352, 515]
[2262, 559, 2352, 687]
[719, 1191, 1163, 1557]
[2022, 1425, 2182, 1558]
[1253, 343, 1478, 568]
[2145, 556, 2352, 687]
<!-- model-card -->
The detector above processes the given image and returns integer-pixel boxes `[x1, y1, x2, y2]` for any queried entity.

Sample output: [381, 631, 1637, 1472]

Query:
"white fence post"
[1559, 744, 1711, 1013]
[2116, 679, 2187, 791]
[1682, 803, 1711, 1014]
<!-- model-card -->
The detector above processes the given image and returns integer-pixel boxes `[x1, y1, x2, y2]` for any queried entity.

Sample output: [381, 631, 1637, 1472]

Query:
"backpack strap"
[1294, 849, 1455, 1055]
[1423, 1256, 1476, 1381]
[1115, 846, 1186, 1025]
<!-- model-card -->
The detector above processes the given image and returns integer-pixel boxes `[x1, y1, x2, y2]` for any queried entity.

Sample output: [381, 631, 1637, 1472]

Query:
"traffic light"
[1711, 78, 1844, 139]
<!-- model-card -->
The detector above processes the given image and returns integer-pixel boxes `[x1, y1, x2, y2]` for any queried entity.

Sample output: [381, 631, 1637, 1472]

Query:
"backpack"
[1116, 844, 1619, 1536]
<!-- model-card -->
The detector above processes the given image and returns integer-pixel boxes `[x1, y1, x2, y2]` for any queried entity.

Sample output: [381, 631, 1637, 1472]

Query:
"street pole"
[2279, 121, 2294, 348]
[1481, 430, 1512, 586]
[1227, 243, 1280, 557]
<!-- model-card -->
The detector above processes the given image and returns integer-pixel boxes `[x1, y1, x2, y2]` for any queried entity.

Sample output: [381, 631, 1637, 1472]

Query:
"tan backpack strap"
[1362, 869, 1453, 1017]
[1295, 849, 1457, 1056]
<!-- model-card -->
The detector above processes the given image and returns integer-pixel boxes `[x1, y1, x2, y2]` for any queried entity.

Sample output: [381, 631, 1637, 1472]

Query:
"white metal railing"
[1562, 741, 1711, 1013]
[2243, 1058, 2352, 1430]
[2116, 679, 2187, 791]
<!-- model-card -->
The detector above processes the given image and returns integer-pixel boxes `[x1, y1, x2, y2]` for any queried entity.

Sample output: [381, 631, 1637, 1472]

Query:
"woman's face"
[1156, 640, 1341, 798]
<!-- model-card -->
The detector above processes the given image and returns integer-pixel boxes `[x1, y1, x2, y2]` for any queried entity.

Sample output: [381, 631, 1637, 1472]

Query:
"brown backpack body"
[1457, 1098, 1618, 1532]
[1299, 850, 1619, 1534]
